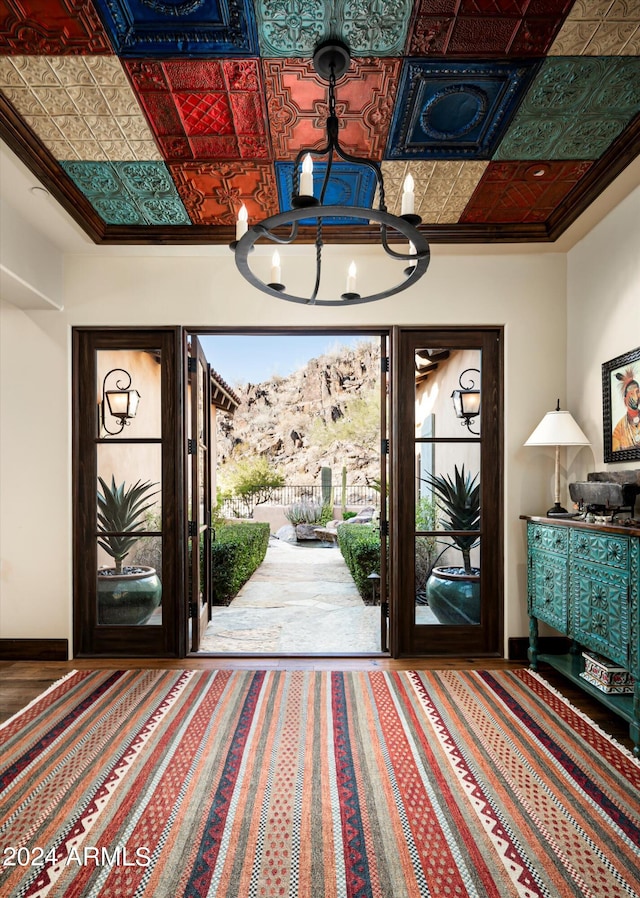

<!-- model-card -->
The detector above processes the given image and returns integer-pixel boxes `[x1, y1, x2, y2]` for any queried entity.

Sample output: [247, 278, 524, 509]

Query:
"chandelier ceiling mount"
[230, 38, 431, 305]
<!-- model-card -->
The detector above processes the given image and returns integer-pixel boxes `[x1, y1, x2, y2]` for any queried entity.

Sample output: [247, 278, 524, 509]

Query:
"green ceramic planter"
[425, 566, 480, 625]
[97, 566, 162, 626]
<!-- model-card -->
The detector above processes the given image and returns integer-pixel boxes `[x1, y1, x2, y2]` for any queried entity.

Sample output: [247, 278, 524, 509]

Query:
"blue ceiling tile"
[61, 161, 191, 225]
[92, 0, 259, 56]
[385, 59, 541, 160]
[275, 162, 378, 225]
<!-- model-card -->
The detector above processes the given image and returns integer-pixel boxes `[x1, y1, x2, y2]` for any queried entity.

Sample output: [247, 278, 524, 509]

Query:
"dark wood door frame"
[389, 326, 504, 658]
[73, 326, 502, 659]
[73, 327, 185, 658]
[188, 335, 212, 651]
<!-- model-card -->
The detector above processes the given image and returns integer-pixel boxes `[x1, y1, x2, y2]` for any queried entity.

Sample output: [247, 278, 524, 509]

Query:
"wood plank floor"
[0, 658, 634, 754]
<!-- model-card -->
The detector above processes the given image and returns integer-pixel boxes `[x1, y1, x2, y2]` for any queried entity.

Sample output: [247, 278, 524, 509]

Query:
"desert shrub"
[336, 523, 380, 604]
[222, 457, 285, 518]
[210, 522, 270, 605]
[319, 502, 334, 525]
[285, 502, 324, 525]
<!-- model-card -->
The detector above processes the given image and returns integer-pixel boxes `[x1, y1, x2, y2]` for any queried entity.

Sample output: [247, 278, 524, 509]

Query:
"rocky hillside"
[216, 339, 382, 487]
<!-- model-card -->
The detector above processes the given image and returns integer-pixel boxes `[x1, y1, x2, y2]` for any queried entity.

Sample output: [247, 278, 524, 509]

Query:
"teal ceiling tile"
[93, 198, 146, 225]
[61, 162, 118, 197]
[256, 0, 326, 57]
[494, 118, 568, 160]
[138, 197, 191, 225]
[588, 59, 640, 116]
[554, 118, 631, 159]
[255, 0, 412, 57]
[341, 0, 412, 56]
[495, 57, 640, 160]
[61, 161, 191, 225]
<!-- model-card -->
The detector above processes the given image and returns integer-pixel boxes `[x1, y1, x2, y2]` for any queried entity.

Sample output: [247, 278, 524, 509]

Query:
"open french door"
[186, 335, 212, 652]
[379, 332, 390, 653]
[390, 327, 503, 657]
[73, 327, 182, 657]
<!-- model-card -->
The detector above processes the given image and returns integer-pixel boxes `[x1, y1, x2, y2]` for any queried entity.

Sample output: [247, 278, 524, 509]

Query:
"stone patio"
[199, 537, 383, 654]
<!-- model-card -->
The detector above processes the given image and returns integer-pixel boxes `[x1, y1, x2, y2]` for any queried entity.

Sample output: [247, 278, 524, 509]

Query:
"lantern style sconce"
[452, 368, 481, 435]
[101, 368, 140, 435]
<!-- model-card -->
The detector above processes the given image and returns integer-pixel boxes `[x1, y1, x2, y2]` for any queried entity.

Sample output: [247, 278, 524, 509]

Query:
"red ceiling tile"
[170, 162, 278, 225]
[0, 0, 112, 53]
[263, 58, 401, 162]
[125, 59, 271, 163]
[176, 93, 234, 136]
[408, 0, 573, 56]
[162, 60, 227, 91]
[460, 160, 592, 223]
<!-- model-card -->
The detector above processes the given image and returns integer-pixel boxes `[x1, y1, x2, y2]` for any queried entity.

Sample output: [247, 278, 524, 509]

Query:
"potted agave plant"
[97, 476, 162, 625]
[422, 464, 480, 625]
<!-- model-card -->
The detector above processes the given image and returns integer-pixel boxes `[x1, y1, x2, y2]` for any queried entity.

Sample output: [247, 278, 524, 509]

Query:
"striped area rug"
[1, 669, 639, 898]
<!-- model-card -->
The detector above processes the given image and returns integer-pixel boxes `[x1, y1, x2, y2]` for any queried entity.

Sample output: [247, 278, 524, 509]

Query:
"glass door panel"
[74, 329, 181, 657]
[188, 336, 212, 652]
[97, 349, 162, 439]
[95, 444, 163, 627]
[392, 329, 502, 656]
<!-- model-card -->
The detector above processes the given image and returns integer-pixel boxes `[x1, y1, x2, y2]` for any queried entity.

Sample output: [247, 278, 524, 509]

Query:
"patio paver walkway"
[199, 537, 381, 653]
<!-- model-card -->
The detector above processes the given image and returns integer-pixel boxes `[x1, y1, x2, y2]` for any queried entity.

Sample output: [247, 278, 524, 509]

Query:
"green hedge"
[211, 522, 270, 605]
[336, 523, 380, 604]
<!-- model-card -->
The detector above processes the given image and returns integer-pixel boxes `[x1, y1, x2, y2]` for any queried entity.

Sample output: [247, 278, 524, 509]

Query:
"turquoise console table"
[522, 515, 640, 755]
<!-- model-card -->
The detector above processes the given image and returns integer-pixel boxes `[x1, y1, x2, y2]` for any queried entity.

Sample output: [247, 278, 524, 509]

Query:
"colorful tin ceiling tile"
[0, 56, 160, 160]
[0, 0, 112, 54]
[275, 161, 377, 225]
[61, 160, 190, 223]
[495, 56, 640, 160]
[264, 57, 400, 161]
[124, 58, 270, 162]
[255, 0, 412, 58]
[381, 160, 488, 222]
[91, 0, 258, 57]
[169, 161, 278, 224]
[550, 0, 640, 55]
[386, 59, 540, 160]
[1, 0, 640, 243]
[407, 0, 574, 57]
[460, 160, 592, 222]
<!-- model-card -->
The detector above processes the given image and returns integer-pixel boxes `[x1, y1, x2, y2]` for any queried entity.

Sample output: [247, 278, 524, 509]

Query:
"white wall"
[566, 185, 640, 475]
[0, 242, 568, 655]
[0, 199, 64, 310]
[0, 301, 71, 639]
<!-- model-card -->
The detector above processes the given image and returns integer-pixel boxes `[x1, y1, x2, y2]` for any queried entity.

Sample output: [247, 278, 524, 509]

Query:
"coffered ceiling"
[1, 0, 639, 247]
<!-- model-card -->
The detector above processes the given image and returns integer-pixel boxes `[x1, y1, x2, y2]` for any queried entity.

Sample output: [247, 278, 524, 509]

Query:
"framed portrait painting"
[602, 347, 640, 463]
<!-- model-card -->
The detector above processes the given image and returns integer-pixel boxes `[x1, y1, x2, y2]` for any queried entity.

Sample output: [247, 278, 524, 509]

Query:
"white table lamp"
[525, 400, 590, 517]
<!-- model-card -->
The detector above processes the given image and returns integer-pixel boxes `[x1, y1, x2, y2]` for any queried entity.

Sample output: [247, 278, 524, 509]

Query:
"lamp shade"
[524, 408, 589, 447]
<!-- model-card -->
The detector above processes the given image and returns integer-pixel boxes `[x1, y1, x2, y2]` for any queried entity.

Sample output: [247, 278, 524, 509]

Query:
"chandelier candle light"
[230, 39, 430, 305]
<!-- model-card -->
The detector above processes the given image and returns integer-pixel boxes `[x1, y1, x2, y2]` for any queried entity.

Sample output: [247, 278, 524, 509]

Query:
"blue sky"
[199, 334, 368, 387]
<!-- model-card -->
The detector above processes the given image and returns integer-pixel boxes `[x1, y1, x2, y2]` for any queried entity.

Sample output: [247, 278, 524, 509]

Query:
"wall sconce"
[101, 368, 140, 436]
[451, 368, 481, 435]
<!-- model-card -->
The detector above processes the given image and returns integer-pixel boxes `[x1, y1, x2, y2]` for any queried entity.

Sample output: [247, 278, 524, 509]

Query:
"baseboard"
[0, 639, 69, 661]
[508, 636, 572, 661]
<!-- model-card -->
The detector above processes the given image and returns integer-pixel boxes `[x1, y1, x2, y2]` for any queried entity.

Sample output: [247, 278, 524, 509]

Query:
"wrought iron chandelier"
[230, 39, 430, 306]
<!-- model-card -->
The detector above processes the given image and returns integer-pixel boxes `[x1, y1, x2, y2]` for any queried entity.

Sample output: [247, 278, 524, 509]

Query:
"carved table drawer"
[569, 529, 629, 570]
[528, 523, 568, 555]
